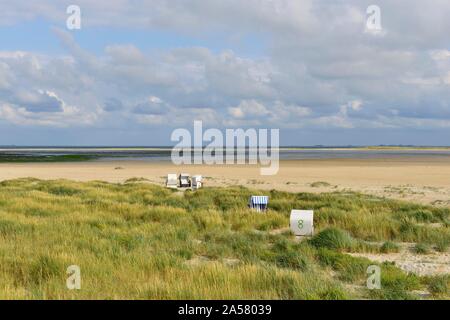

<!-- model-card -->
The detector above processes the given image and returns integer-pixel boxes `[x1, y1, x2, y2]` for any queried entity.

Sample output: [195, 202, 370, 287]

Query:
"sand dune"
[0, 158, 449, 205]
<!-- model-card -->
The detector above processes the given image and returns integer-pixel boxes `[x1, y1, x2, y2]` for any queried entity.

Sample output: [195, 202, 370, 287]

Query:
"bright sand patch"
[0, 158, 449, 205]
[349, 243, 450, 276]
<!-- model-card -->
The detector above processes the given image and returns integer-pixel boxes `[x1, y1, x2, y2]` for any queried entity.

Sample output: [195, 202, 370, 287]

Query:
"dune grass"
[380, 241, 400, 253]
[310, 181, 332, 188]
[0, 178, 448, 299]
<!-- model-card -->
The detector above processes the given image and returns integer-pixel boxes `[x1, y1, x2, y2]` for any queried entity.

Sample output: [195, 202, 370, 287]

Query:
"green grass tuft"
[310, 181, 332, 188]
[380, 241, 400, 253]
[426, 275, 449, 296]
[414, 243, 431, 254]
[310, 228, 355, 250]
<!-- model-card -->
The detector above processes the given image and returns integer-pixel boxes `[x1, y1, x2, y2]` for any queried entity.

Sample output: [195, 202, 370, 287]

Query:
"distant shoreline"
[1, 146, 450, 163]
[0, 154, 97, 163]
[0, 146, 450, 152]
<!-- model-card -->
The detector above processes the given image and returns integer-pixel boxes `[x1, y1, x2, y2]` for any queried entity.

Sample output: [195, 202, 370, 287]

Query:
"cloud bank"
[0, 1, 449, 144]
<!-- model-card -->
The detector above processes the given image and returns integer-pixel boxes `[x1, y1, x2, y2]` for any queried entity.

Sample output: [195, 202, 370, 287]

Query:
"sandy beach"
[0, 158, 449, 206]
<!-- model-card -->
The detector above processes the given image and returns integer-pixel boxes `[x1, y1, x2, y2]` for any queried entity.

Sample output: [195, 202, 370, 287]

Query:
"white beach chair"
[191, 175, 203, 190]
[166, 174, 178, 189]
[179, 173, 191, 188]
[290, 210, 314, 236]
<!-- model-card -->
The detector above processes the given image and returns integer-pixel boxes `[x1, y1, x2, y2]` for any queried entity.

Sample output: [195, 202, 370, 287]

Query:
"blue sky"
[0, 0, 450, 146]
[0, 18, 267, 57]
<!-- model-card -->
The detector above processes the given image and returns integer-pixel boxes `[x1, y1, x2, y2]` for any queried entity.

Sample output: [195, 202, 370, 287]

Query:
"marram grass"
[0, 178, 448, 299]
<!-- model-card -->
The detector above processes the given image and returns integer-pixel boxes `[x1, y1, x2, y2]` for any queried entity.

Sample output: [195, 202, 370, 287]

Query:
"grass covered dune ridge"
[0, 178, 448, 299]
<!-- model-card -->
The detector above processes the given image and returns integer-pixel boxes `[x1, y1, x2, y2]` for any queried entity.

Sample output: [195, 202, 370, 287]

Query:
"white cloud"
[133, 96, 168, 115]
[228, 100, 269, 119]
[0, 101, 99, 127]
[0, 1, 449, 138]
[431, 50, 450, 61]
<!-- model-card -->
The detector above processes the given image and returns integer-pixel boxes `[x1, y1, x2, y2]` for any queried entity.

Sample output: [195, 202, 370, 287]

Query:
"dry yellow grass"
[0, 178, 448, 299]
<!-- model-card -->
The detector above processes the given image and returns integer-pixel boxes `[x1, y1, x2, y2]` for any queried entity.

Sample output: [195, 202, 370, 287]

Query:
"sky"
[0, 0, 449, 146]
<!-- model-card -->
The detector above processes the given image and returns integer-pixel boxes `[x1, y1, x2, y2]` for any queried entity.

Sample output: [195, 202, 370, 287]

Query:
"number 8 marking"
[298, 219, 304, 229]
